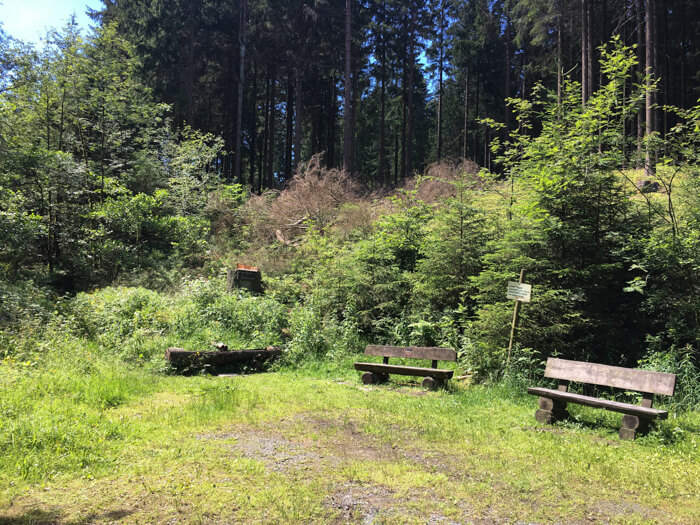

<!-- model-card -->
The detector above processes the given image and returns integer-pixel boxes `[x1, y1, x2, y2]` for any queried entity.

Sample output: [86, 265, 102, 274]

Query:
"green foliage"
[639, 346, 700, 411]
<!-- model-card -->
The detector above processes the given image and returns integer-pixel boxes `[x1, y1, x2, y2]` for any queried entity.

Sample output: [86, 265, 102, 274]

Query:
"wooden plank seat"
[527, 358, 676, 440]
[354, 345, 457, 390]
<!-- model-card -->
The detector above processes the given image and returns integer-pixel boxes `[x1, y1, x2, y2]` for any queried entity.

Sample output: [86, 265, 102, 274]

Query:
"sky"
[0, 0, 102, 43]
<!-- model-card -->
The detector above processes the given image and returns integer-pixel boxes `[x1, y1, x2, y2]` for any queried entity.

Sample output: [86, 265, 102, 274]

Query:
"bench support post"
[422, 376, 436, 390]
[535, 396, 569, 424]
[619, 414, 649, 440]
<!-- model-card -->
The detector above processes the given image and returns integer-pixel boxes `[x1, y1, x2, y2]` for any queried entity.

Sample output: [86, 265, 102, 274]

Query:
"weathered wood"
[362, 371, 375, 385]
[354, 362, 454, 380]
[166, 346, 281, 369]
[226, 264, 263, 293]
[543, 358, 676, 396]
[538, 396, 554, 410]
[422, 376, 436, 390]
[622, 414, 642, 430]
[527, 387, 668, 419]
[620, 414, 649, 440]
[364, 345, 457, 362]
[619, 427, 638, 440]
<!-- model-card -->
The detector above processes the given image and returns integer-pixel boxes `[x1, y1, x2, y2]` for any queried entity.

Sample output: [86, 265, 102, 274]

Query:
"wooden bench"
[354, 345, 457, 390]
[527, 358, 676, 440]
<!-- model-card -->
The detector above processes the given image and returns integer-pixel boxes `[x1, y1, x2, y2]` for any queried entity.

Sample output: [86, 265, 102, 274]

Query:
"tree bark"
[233, 0, 247, 184]
[294, 66, 303, 171]
[505, 9, 512, 138]
[343, 0, 354, 174]
[249, 56, 257, 192]
[327, 76, 336, 168]
[463, 67, 469, 160]
[285, 69, 293, 181]
[645, 0, 655, 177]
[557, 14, 562, 108]
[437, 2, 445, 161]
[379, 53, 386, 183]
[637, 0, 644, 167]
[406, 8, 415, 176]
[267, 66, 276, 189]
[581, 0, 588, 104]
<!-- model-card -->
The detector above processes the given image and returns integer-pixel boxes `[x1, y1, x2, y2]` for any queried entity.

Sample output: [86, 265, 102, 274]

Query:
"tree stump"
[226, 264, 263, 293]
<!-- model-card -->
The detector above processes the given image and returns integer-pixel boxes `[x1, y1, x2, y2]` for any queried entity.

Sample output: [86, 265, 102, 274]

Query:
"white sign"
[507, 281, 532, 302]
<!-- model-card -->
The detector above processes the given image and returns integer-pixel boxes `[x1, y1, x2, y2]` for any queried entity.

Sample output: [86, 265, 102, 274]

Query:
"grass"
[1, 346, 699, 524]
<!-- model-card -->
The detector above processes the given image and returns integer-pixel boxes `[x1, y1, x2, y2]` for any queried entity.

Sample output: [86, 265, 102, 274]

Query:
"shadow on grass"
[0, 508, 134, 525]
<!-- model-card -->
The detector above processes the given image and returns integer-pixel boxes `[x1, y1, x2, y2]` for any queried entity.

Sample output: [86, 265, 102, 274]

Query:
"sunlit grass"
[1, 346, 698, 523]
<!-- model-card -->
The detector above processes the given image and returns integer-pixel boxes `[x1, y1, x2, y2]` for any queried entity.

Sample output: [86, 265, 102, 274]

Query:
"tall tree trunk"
[645, 0, 655, 177]
[586, 0, 593, 98]
[249, 56, 257, 192]
[327, 76, 336, 168]
[557, 14, 562, 108]
[185, 3, 197, 124]
[636, 0, 643, 167]
[394, 130, 399, 184]
[401, 69, 407, 179]
[581, 0, 589, 104]
[463, 67, 469, 159]
[437, 2, 445, 162]
[260, 74, 270, 193]
[233, 0, 247, 184]
[474, 68, 480, 165]
[378, 57, 386, 183]
[285, 69, 293, 181]
[294, 66, 303, 171]
[267, 67, 276, 188]
[406, 8, 415, 176]
[505, 9, 512, 137]
[343, 0, 354, 174]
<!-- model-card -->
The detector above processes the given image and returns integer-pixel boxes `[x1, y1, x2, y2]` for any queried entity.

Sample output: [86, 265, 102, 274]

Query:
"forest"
[1, 1, 700, 522]
[2, 0, 699, 377]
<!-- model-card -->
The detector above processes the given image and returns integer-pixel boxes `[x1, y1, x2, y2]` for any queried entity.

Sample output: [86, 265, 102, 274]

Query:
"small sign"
[507, 281, 532, 302]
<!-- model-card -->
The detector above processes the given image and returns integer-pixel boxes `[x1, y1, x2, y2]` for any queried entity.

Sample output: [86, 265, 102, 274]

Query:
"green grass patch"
[1, 348, 698, 523]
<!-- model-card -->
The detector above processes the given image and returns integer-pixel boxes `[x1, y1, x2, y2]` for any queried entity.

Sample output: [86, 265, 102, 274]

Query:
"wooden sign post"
[506, 269, 531, 367]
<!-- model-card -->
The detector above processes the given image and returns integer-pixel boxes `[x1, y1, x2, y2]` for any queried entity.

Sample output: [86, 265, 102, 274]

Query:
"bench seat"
[527, 387, 668, 419]
[354, 362, 454, 380]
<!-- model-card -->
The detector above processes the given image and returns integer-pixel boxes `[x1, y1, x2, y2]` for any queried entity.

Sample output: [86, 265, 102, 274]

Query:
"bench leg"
[362, 371, 388, 385]
[535, 397, 568, 424]
[619, 415, 650, 440]
[422, 376, 436, 390]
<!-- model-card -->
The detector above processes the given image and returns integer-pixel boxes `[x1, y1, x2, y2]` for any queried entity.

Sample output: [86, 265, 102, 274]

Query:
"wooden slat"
[527, 387, 668, 419]
[354, 362, 454, 379]
[364, 345, 457, 362]
[543, 358, 676, 396]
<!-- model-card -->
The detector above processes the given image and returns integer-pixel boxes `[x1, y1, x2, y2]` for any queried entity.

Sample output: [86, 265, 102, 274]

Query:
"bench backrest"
[544, 358, 676, 396]
[365, 345, 457, 362]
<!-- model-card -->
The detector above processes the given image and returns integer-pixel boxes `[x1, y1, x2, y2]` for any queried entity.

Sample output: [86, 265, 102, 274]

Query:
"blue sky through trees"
[0, 0, 101, 43]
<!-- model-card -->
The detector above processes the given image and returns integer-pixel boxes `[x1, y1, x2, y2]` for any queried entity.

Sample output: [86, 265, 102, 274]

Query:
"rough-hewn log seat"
[527, 358, 676, 440]
[166, 346, 281, 372]
[354, 345, 456, 390]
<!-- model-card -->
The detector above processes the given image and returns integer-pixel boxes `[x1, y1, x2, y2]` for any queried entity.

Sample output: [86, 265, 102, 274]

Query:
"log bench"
[527, 358, 676, 440]
[354, 345, 456, 390]
[166, 346, 281, 373]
